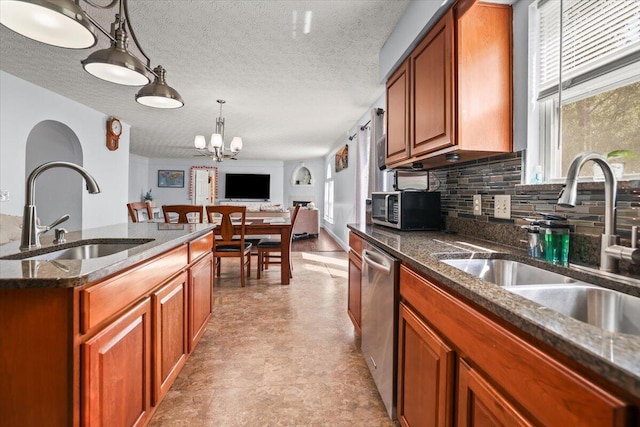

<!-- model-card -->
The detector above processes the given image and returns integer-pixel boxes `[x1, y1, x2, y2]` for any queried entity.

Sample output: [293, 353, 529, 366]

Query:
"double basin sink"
[441, 258, 640, 337]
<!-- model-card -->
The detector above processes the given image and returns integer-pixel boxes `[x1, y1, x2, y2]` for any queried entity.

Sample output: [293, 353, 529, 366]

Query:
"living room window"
[529, 0, 640, 182]
[324, 163, 334, 223]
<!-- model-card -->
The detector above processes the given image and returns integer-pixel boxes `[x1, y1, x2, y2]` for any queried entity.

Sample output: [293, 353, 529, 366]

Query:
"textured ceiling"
[0, 0, 409, 161]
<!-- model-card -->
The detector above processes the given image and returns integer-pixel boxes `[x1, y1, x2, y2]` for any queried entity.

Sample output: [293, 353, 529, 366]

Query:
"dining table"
[216, 217, 294, 285]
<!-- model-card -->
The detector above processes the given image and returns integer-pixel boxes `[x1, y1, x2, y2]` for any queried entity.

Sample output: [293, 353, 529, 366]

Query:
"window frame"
[527, 0, 640, 183]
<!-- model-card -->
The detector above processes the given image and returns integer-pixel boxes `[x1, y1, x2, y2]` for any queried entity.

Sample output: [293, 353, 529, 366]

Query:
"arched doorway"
[25, 120, 83, 231]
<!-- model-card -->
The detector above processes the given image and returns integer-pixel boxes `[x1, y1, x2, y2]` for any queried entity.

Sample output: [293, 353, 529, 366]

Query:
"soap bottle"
[542, 222, 570, 267]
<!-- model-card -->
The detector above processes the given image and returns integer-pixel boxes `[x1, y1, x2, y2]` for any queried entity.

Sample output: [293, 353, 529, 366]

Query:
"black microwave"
[371, 190, 441, 230]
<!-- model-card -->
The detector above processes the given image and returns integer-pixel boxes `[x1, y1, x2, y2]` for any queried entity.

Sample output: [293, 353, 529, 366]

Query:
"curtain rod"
[347, 109, 385, 141]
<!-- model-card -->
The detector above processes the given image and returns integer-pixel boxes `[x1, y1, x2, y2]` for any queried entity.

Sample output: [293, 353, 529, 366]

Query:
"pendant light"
[136, 65, 184, 109]
[194, 100, 243, 162]
[0, 0, 97, 49]
[1, 0, 184, 108]
[81, 23, 149, 86]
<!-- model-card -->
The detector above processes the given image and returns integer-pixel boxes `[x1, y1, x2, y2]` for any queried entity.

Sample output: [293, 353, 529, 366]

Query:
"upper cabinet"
[386, 0, 513, 169]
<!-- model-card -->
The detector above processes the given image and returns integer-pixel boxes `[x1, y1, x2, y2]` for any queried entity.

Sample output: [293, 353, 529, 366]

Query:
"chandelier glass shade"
[1, 0, 183, 108]
[194, 100, 242, 162]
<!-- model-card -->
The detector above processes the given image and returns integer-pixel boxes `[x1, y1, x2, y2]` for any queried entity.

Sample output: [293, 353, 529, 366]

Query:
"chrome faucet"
[20, 161, 100, 250]
[557, 152, 639, 273]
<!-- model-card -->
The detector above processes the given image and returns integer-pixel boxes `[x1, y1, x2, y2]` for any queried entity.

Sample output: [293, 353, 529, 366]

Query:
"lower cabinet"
[348, 249, 362, 333]
[397, 303, 455, 427]
[82, 298, 152, 427]
[189, 252, 213, 351]
[456, 359, 533, 427]
[398, 265, 635, 427]
[152, 271, 188, 405]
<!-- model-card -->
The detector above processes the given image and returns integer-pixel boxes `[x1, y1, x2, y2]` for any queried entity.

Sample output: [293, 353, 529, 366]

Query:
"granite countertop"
[0, 222, 215, 289]
[348, 223, 640, 401]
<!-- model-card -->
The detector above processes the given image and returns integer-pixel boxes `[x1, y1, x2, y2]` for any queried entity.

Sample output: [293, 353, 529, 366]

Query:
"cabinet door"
[348, 250, 362, 333]
[411, 10, 454, 157]
[398, 303, 455, 427]
[457, 359, 533, 427]
[82, 298, 151, 427]
[386, 59, 411, 165]
[189, 252, 213, 351]
[456, 0, 512, 153]
[152, 271, 188, 405]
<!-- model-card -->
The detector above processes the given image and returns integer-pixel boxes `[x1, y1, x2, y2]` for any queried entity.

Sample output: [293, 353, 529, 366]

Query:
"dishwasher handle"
[362, 249, 393, 274]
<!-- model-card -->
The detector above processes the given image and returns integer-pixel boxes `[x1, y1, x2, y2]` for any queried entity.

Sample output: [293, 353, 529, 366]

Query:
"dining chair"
[127, 201, 153, 222]
[206, 205, 253, 287]
[257, 204, 301, 279]
[162, 205, 204, 223]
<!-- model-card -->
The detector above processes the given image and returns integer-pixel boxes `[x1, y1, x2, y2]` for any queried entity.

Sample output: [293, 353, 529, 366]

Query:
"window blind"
[537, 0, 640, 94]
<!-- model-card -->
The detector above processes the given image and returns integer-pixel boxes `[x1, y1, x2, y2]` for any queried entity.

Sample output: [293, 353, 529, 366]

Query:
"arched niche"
[291, 164, 313, 186]
[25, 120, 83, 231]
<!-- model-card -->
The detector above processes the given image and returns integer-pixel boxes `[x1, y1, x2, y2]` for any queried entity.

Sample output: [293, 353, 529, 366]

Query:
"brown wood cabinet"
[397, 303, 455, 427]
[189, 251, 213, 351]
[152, 271, 188, 405]
[0, 231, 215, 427]
[386, 59, 411, 164]
[348, 232, 363, 333]
[410, 10, 453, 158]
[399, 265, 635, 427]
[457, 358, 533, 427]
[386, 0, 512, 169]
[82, 298, 152, 427]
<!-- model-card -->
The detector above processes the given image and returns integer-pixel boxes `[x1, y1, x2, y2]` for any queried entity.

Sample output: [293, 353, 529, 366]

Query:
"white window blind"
[537, 0, 640, 94]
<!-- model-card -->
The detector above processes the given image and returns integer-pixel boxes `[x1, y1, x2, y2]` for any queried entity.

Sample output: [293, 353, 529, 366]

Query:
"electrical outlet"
[0, 190, 9, 201]
[494, 195, 511, 219]
[473, 195, 482, 216]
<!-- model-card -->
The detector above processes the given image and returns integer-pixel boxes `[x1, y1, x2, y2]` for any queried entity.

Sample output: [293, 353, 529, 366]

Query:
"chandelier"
[0, 0, 184, 109]
[194, 100, 243, 162]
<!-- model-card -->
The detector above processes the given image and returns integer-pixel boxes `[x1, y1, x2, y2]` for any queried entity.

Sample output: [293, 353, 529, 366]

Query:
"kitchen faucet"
[557, 152, 639, 273]
[20, 161, 101, 250]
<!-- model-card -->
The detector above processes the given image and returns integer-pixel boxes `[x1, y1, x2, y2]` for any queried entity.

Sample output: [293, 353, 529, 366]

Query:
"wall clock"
[106, 117, 122, 151]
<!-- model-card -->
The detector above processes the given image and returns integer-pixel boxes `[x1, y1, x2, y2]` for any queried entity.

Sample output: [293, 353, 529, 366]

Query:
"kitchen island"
[348, 223, 640, 427]
[0, 222, 216, 427]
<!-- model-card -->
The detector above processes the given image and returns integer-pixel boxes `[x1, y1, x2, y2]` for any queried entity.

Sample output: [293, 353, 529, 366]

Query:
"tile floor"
[149, 251, 396, 427]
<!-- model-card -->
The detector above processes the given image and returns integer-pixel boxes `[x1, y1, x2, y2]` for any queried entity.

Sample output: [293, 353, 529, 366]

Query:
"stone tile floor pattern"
[149, 251, 397, 427]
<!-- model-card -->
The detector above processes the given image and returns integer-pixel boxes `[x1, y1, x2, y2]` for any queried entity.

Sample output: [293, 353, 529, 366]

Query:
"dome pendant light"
[81, 24, 149, 86]
[0, 0, 97, 49]
[136, 65, 184, 109]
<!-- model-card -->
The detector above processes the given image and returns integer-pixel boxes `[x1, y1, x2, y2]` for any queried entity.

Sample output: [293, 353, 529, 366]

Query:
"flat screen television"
[224, 173, 270, 200]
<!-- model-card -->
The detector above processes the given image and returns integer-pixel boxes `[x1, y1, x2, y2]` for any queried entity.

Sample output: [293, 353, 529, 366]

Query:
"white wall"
[129, 153, 150, 203]
[283, 158, 325, 210]
[0, 71, 130, 228]
[322, 96, 385, 250]
[143, 158, 284, 206]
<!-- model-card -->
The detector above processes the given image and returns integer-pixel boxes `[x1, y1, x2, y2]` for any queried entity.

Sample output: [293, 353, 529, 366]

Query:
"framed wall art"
[158, 170, 185, 188]
[335, 144, 348, 172]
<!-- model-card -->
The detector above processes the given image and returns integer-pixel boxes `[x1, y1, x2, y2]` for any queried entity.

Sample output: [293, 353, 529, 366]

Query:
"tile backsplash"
[429, 151, 639, 274]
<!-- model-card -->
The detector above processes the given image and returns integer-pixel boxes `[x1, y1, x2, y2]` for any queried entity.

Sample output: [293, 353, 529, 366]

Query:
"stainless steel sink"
[1, 239, 154, 261]
[510, 285, 640, 336]
[441, 258, 580, 286]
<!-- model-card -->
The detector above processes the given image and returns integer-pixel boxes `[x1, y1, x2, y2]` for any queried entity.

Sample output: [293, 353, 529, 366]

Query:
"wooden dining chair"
[206, 205, 253, 287]
[162, 205, 204, 223]
[127, 201, 153, 222]
[257, 204, 301, 279]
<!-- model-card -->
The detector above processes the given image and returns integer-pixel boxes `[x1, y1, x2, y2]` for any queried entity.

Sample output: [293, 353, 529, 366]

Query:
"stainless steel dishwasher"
[361, 242, 399, 420]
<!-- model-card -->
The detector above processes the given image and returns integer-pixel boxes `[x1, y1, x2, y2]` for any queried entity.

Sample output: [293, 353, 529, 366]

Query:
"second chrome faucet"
[558, 152, 639, 273]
